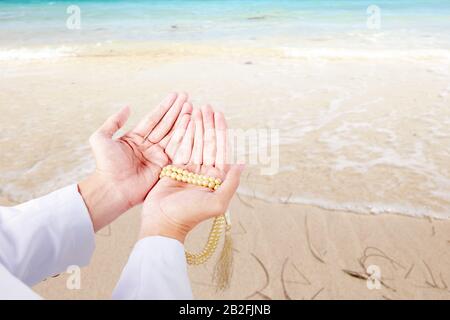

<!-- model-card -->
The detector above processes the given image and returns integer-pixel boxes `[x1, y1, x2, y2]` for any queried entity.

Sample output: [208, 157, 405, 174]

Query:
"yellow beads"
[185, 215, 226, 265]
[160, 165, 222, 191]
[160, 165, 228, 267]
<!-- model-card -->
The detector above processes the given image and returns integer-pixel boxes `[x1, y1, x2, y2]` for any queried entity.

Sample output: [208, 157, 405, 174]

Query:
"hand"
[139, 105, 243, 243]
[79, 93, 192, 231]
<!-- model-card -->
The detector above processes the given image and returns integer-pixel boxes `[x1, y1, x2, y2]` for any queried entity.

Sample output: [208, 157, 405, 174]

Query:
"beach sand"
[1, 45, 450, 299]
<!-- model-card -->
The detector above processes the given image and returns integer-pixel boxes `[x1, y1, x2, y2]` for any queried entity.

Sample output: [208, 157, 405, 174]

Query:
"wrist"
[139, 216, 190, 244]
[78, 173, 131, 232]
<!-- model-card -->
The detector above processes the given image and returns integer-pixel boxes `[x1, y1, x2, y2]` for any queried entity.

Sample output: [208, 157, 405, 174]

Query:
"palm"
[89, 93, 192, 208]
[143, 165, 224, 228]
[93, 132, 168, 207]
[140, 106, 242, 242]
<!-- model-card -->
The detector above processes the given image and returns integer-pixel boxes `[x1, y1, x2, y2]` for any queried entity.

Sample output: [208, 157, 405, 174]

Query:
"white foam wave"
[0, 145, 94, 203]
[237, 186, 450, 219]
[0, 47, 75, 61]
[280, 47, 450, 60]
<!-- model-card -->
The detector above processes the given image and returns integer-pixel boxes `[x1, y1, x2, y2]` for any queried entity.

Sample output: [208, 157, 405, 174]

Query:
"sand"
[30, 201, 450, 299]
[1, 45, 449, 299]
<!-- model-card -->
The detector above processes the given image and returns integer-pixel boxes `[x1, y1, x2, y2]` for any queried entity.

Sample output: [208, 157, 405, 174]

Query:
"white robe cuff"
[0, 184, 96, 286]
[112, 236, 193, 300]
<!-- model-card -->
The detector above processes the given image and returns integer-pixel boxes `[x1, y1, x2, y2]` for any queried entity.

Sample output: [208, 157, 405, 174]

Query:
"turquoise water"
[1, 0, 450, 48]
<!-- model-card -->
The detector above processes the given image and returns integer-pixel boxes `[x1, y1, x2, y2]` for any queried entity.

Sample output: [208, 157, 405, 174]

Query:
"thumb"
[96, 106, 131, 138]
[216, 164, 245, 203]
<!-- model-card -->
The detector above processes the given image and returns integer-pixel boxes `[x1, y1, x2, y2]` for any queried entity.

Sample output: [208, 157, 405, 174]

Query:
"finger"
[189, 108, 203, 166]
[96, 106, 130, 138]
[165, 114, 190, 160]
[201, 105, 216, 166]
[147, 92, 189, 143]
[216, 164, 244, 203]
[173, 120, 195, 165]
[214, 111, 228, 171]
[159, 101, 193, 149]
[199, 164, 244, 219]
[133, 92, 177, 137]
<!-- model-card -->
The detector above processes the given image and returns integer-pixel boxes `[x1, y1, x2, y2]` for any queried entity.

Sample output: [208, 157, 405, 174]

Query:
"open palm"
[88, 92, 192, 211]
[140, 105, 243, 243]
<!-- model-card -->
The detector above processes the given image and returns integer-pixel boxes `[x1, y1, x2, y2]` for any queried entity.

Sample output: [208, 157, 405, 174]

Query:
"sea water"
[1, 0, 450, 55]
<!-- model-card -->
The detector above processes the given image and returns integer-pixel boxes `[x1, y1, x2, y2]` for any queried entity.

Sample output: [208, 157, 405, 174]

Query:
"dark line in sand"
[244, 253, 271, 300]
[423, 260, 439, 288]
[281, 258, 292, 300]
[342, 268, 396, 292]
[360, 246, 405, 270]
[404, 263, 415, 279]
[305, 214, 326, 264]
[291, 263, 312, 285]
[342, 269, 368, 281]
[421, 260, 449, 291]
[239, 222, 247, 234]
[237, 193, 254, 209]
[232, 222, 247, 236]
[310, 287, 324, 300]
[249, 291, 272, 300]
[439, 273, 448, 290]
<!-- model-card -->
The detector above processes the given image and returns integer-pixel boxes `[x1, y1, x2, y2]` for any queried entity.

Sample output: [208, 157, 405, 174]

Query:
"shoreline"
[1, 39, 450, 62]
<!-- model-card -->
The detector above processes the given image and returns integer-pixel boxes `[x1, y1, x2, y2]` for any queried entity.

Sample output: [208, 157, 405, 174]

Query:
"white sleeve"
[0, 184, 96, 287]
[112, 236, 193, 300]
[0, 263, 41, 300]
